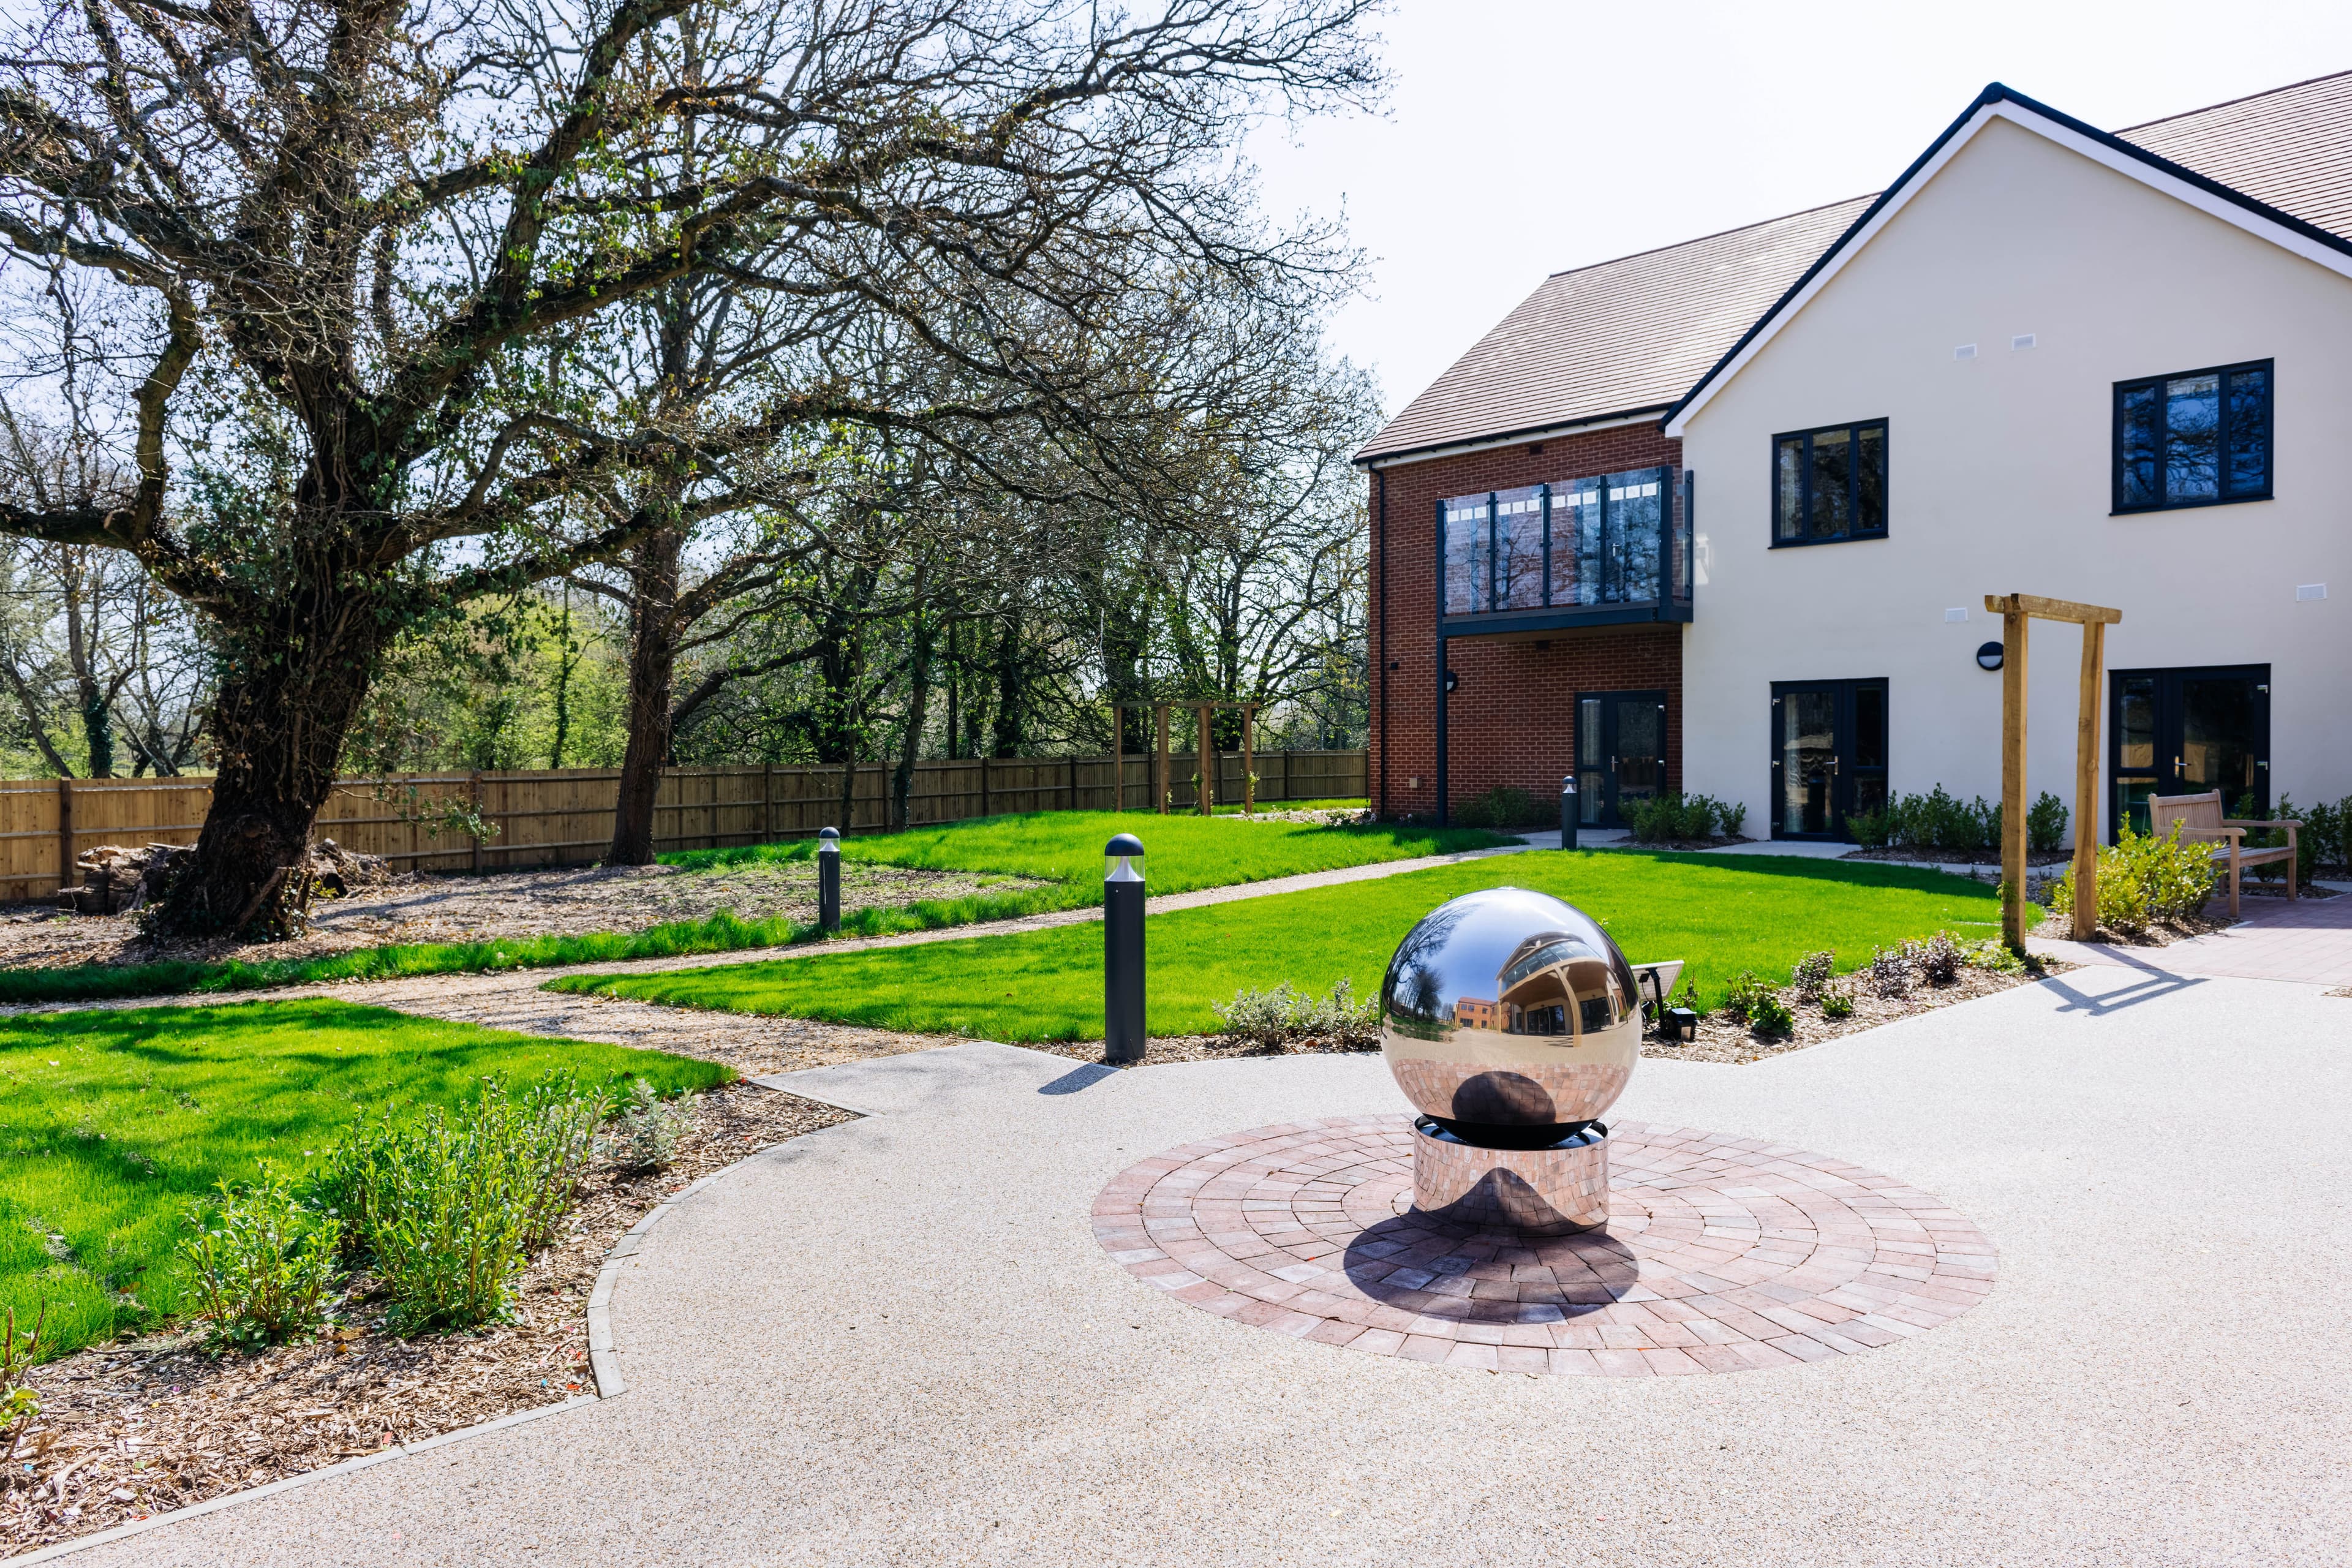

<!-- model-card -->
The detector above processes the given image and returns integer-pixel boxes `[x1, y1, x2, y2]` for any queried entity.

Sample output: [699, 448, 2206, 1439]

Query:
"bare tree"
[0, 0, 1379, 935]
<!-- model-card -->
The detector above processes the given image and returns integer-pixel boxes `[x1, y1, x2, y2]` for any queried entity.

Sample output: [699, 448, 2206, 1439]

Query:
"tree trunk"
[990, 606, 1023, 758]
[156, 594, 386, 940]
[892, 605, 933, 831]
[609, 530, 684, 865]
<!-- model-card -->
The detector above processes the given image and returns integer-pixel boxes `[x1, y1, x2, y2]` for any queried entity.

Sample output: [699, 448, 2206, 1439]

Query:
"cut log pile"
[53, 840, 396, 916]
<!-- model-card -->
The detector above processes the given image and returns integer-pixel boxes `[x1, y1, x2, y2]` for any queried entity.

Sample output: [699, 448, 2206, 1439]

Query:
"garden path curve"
[37, 963, 2352, 1566]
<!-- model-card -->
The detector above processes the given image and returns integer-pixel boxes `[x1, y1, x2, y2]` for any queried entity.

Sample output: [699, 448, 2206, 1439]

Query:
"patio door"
[2109, 665, 2269, 838]
[1575, 691, 1668, 827]
[1769, 679, 1888, 840]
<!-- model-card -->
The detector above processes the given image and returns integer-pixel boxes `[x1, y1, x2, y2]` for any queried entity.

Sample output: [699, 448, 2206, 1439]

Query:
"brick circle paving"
[1090, 1116, 1996, 1376]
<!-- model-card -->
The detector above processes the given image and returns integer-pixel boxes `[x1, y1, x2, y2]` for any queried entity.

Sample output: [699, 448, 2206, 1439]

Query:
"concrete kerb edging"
[3, 1102, 828, 1566]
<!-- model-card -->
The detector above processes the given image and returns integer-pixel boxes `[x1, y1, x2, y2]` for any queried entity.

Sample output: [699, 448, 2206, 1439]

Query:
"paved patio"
[55, 963, 2351, 1566]
[2032, 888, 2352, 989]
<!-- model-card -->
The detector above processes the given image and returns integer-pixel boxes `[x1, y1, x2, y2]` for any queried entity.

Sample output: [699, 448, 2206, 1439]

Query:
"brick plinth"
[1092, 1116, 1996, 1376]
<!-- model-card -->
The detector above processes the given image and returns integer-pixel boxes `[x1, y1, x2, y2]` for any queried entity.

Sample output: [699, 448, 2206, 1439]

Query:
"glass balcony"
[1439, 466, 1692, 634]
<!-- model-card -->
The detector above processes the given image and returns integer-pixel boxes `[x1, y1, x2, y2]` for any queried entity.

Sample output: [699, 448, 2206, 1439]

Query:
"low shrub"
[2026, 792, 2069, 854]
[2048, 820, 2217, 933]
[179, 1164, 342, 1347]
[1789, 949, 1836, 1001]
[1622, 793, 1745, 844]
[1819, 984, 1855, 1019]
[323, 1073, 609, 1332]
[2238, 794, 2352, 883]
[1866, 944, 1913, 997]
[1213, 977, 1381, 1050]
[1744, 989, 1794, 1037]
[1719, 970, 1777, 1023]
[1455, 786, 1542, 829]
[1, 1305, 45, 1439]
[1872, 788, 2063, 855]
[1915, 932, 1962, 987]
[603, 1079, 694, 1173]
[1881, 786, 2001, 854]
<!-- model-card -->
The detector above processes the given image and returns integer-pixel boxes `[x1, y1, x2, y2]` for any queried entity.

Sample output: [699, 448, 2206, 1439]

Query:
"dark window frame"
[2110, 358, 2273, 515]
[1769, 420, 1889, 548]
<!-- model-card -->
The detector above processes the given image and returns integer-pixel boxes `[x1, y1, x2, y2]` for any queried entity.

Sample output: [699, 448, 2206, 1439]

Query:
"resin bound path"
[51, 963, 2351, 1566]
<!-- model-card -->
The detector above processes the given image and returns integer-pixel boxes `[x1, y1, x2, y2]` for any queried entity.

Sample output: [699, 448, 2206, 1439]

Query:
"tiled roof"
[2117, 70, 2352, 243]
[1354, 198, 1874, 462]
[1360, 69, 2352, 465]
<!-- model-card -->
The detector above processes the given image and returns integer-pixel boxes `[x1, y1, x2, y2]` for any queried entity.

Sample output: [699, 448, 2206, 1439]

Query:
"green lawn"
[0, 1000, 729, 1360]
[557, 850, 2025, 1041]
[661, 810, 1509, 906]
[0, 811, 1506, 1008]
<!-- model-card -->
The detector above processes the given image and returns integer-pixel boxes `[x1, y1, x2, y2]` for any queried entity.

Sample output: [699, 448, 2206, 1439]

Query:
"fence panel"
[0, 748, 1366, 899]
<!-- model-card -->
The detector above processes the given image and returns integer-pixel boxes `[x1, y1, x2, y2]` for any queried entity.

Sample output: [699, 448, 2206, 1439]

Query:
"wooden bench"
[2146, 790, 2297, 918]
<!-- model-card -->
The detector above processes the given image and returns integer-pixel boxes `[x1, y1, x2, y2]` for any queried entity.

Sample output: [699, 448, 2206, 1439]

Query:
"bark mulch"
[1, 1082, 849, 1555]
[0, 858, 1048, 973]
[1645, 961, 2057, 1065]
[1033, 963, 2064, 1073]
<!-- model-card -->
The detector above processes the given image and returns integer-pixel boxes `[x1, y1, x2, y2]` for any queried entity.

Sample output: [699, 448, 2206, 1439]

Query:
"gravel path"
[0, 858, 1049, 971]
[56, 966, 2352, 1566]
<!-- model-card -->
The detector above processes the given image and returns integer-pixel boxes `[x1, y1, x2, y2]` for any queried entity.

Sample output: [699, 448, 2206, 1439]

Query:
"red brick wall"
[1368, 422, 1684, 821]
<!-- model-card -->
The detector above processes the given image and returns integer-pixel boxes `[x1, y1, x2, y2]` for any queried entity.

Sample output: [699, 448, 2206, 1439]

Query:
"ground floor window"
[2108, 664, 2269, 837]
[1575, 691, 1667, 827]
[1769, 678, 1888, 840]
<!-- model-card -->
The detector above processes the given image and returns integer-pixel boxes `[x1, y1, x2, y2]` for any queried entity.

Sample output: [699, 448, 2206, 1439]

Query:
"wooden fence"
[0, 748, 1368, 896]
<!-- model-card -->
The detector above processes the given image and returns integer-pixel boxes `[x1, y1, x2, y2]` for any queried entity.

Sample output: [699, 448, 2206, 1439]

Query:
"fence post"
[1283, 749, 1294, 804]
[1112, 707, 1124, 812]
[1068, 756, 1078, 813]
[1196, 704, 1213, 815]
[469, 771, 484, 872]
[55, 777, 72, 894]
[980, 755, 990, 817]
[1154, 706, 1170, 814]
[1241, 706, 1256, 815]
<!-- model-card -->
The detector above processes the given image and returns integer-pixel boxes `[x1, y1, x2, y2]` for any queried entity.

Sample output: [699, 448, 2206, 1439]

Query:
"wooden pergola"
[1110, 701, 1262, 815]
[1986, 592, 2123, 948]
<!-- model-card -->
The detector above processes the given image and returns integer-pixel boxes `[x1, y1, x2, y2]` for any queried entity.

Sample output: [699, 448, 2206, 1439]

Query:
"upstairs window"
[1440, 469, 1675, 618]
[1773, 420, 1887, 545]
[2114, 360, 2271, 513]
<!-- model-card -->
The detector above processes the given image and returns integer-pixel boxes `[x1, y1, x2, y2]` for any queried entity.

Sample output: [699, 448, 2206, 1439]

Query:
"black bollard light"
[816, 826, 842, 934]
[1104, 832, 1146, 1065]
[1559, 775, 1579, 850]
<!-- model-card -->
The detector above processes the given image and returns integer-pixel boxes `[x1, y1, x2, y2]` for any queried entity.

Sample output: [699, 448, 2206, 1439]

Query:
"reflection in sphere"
[1379, 886, 1642, 1141]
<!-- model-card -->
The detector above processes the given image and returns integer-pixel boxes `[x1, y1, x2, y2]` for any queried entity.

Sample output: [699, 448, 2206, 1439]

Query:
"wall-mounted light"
[1444, 670, 1460, 693]
[1976, 641, 2004, 671]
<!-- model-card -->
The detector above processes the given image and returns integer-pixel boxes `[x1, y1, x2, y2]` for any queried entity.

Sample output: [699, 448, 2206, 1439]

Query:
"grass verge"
[0, 999, 728, 1361]
[558, 851, 2028, 1041]
[0, 813, 1507, 1008]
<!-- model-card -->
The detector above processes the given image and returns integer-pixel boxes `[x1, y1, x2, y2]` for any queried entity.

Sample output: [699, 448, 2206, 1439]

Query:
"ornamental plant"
[322, 1073, 608, 1331]
[2048, 820, 2218, 932]
[179, 1164, 342, 1346]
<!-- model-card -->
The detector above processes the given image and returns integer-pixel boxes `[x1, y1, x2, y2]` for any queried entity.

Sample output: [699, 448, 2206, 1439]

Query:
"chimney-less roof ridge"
[1540, 193, 1885, 283]
[2116, 64, 2352, 134]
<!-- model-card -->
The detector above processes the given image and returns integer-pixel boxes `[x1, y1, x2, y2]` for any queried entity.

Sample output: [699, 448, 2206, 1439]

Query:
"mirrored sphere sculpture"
[1380, 887, 1651, 1235]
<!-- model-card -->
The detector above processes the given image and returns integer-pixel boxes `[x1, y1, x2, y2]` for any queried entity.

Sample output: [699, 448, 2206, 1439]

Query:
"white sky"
[1248, 0, 2352, 418]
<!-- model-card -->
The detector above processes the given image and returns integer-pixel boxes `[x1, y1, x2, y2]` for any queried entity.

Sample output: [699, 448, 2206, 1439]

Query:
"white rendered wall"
[1676, 115, 2352, 835]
